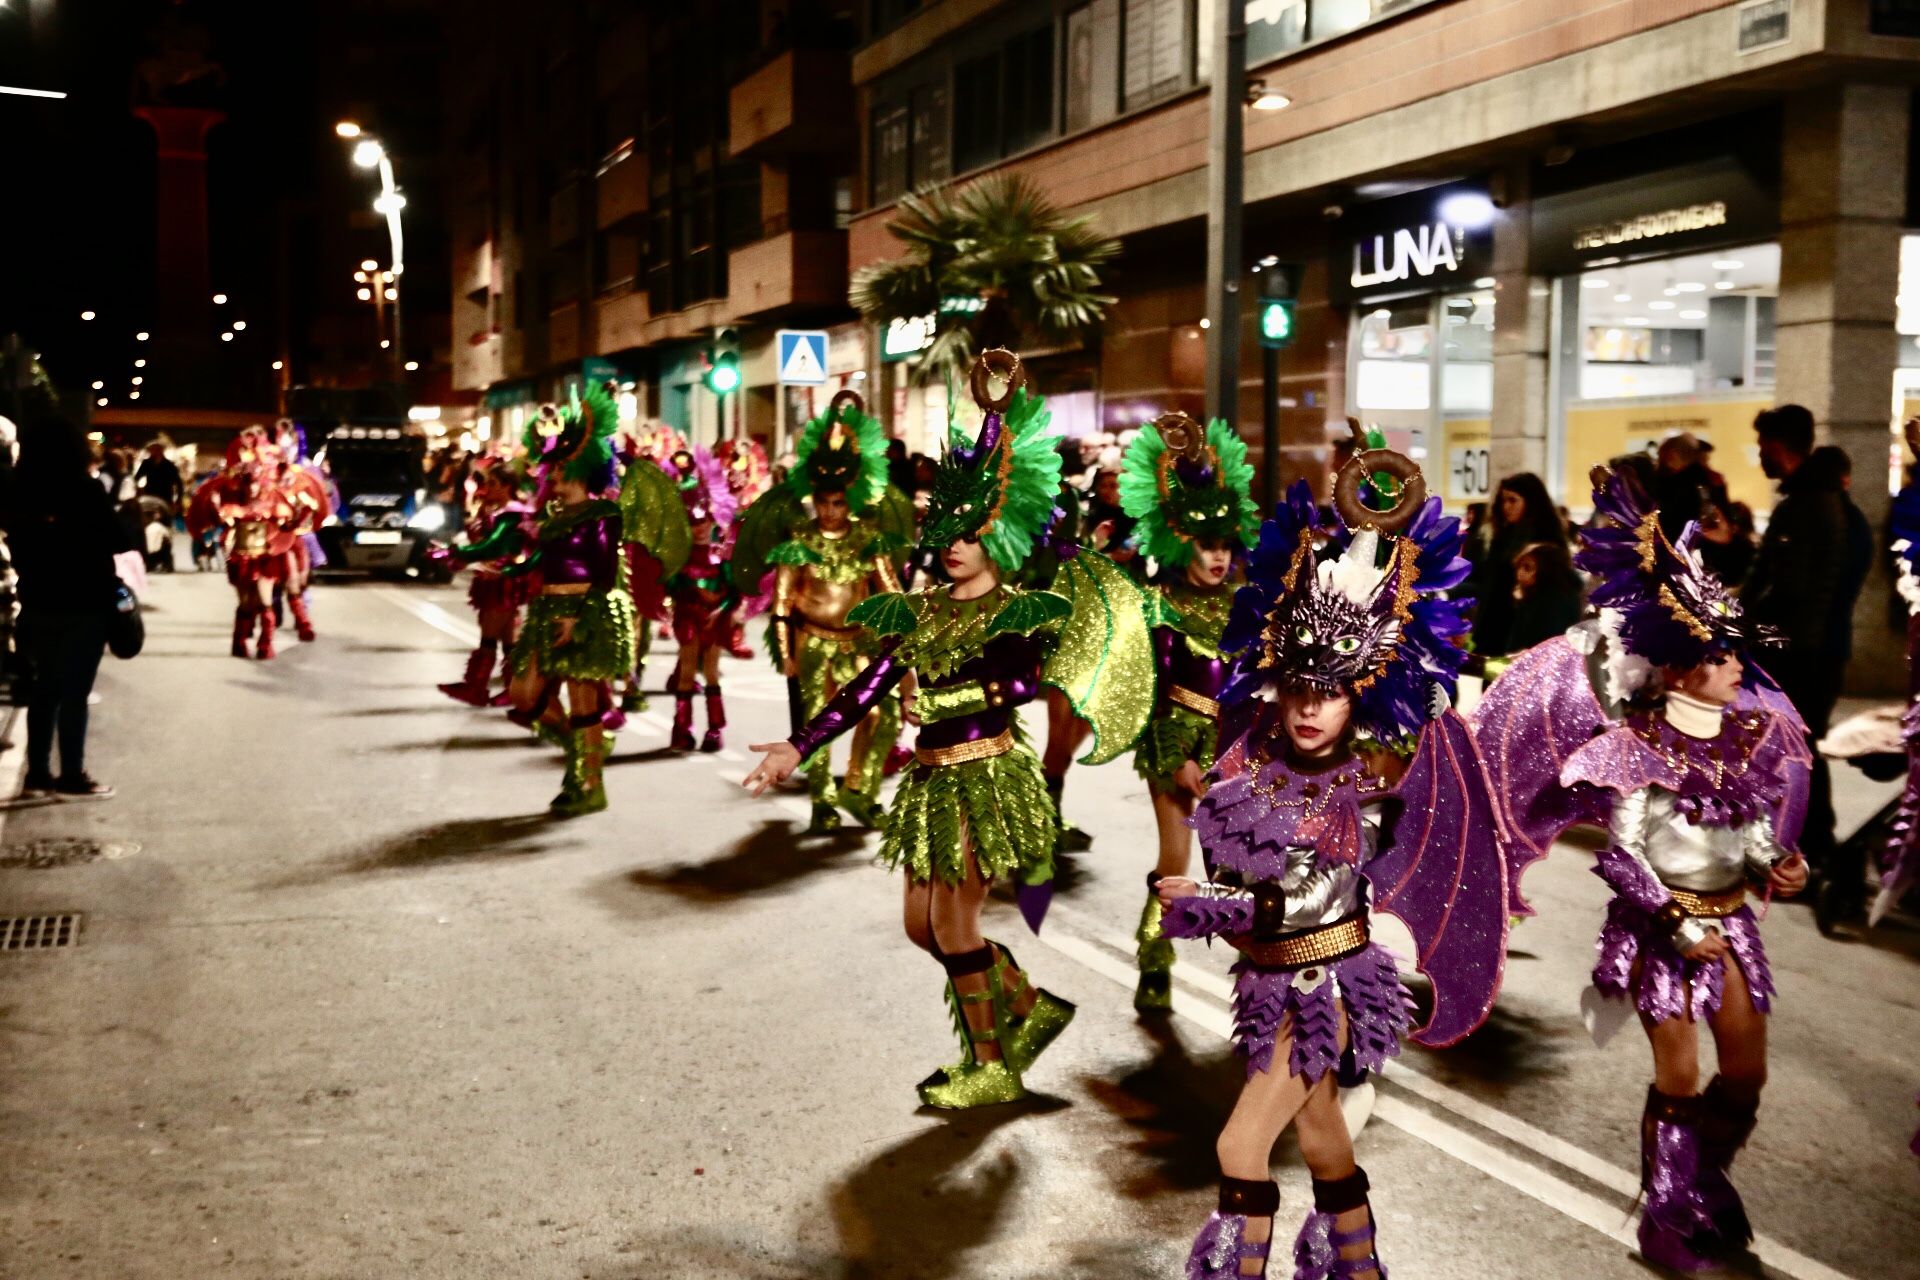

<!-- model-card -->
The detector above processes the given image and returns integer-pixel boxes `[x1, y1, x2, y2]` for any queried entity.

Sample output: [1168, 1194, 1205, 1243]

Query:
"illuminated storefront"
[1331, 182, 1497, 509]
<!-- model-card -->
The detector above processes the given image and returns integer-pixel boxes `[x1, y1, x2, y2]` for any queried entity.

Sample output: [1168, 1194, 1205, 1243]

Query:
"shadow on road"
[1078, 1015, 1242, 1200]
[830, 1100, 1059, 1279]
[606, 819, 870, 908]
[271, 815, 566, 884]
[375, 734, 535, 753]
[1404, 989, 1571, 1088]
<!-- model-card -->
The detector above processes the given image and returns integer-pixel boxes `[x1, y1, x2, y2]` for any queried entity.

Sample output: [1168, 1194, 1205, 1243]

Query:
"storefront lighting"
[1713, 280, 1737, 290]
[1613, 293, 1633, 303]
[1623, 316, 1651, 326]
[134, 358, 145, 368]
[361, 259, 379, 272]
[1246, 80, 1291, 112]
[1673, 282, 1706, 293]
[1713, 260, 1744, 271]
[1472, 276, 1496, 289]
[1581, 278, 1610, 290]
[1679, 309, 1707, 320]
[136, 331, 149, 341]
[213, 293, 228, 305]
[232, 320, 246, 331]
[1440, 193, 1497, 230]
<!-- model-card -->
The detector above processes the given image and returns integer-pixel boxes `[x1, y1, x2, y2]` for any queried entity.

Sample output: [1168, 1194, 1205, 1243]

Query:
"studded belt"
[1667, 883, 1747, 918]
[540, 582, 592, 596]
[916, 728, 1014, 768]
[1241, 915, 1370, 970]
[1168, 684, 1221, 719]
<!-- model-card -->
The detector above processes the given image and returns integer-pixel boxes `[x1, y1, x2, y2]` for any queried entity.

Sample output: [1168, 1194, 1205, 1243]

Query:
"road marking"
[370, 587, 482, 647]
[1029, 918, 1855, 1280]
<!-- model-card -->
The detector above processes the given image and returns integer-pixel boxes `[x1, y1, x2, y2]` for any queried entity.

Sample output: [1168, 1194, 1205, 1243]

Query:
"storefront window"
[1555, 243, 1779, 514]
[1350, 286, 1493, 508]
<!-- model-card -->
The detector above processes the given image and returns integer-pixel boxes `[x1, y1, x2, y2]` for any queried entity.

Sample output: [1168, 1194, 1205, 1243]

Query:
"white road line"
[371, 587, 482, 646]
[1030, 920, 1855, 1280]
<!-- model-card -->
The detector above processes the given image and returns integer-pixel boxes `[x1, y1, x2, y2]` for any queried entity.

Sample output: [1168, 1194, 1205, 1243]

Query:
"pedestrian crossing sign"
[776, 330, 829, 386]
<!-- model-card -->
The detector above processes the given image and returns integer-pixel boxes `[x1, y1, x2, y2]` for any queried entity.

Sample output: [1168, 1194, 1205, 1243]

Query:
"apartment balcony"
[549, 179, 584, 249]
[728, 48, 854, 160]
[594, 288, 650, 354]
[455, 239, 494, 302]
[596, 146, 648, 230]
[549, 300, 581, 365]
[727, 225, 849, 321]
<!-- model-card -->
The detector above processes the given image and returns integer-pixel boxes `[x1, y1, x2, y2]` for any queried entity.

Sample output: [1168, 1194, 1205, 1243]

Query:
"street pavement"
[0, 569, 1916, 1280]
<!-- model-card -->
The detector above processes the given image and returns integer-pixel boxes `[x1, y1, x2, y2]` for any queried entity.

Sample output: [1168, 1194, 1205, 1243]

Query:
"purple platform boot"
[1293, 1168, 1385, 1279]
[1696, 1075, 1759, 1255]
[1638, 1086, 1720, 1273]
[1186, 1176, 1277, 1278]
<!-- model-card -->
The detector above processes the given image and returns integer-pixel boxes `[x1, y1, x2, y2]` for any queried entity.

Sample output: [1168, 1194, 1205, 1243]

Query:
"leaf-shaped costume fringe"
[510, 588, 637, 682]
[1592, 897, 1774, 1025]
[1226, 946, 1412, 1082]
[1134, 703, 1218, 793]
[878, 733, 1055, 887]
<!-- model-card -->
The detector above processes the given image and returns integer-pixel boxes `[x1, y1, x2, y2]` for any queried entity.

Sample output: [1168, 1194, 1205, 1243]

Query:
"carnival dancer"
[1875, 452, 1920, 927]
[736, 391, 910, 833]
[504, 388, 641, 817]
[1116, 411, 1257, 1011]
[1474, 464, 1811, 1273]
[1154, 442, 1506, 1280]
[658, 446, 741, 752]
[185, 427, 331, 659]
[432, 457, 536, 706]
[742, 350, 1155, 1109]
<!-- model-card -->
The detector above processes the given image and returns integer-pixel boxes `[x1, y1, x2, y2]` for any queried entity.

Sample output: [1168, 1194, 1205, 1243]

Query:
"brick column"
[1776, 83, 1909, 695]
[1490, 164, 1551, 488]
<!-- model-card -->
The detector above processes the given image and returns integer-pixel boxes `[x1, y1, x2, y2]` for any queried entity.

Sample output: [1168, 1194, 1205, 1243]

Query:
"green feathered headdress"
[524, 381, 621, 492]
[789, 391, 890, 511]
[920, 351, 1063, 573]
[1117, 413, 1257, 567]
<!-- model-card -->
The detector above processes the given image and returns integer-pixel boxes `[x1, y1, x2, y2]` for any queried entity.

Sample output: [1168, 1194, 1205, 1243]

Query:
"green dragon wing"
[732, 485, 809, 595]
[1043, 551, 1157, 765]
[846, 591, 920, 638]
[986, 589, 1072, 637]
[619, 457, 693, 579]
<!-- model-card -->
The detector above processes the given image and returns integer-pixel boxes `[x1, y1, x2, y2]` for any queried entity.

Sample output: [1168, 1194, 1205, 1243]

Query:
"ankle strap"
[1645, 1085, 1700, 1124]
[939, 945, 995, 978]
[1311, 1167, 1370, 1215]
[1218, 1175, 1279, 1216]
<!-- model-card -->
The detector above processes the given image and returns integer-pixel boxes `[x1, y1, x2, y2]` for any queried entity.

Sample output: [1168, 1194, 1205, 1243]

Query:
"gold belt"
[802, 620, 861, 643]
[1168, 684, 1221, 719]
[541, 582, 592, 596]
[1241, 916, 1370, 970]
[916, 728, 1014, 768]
[1668, 884, 1747, 918]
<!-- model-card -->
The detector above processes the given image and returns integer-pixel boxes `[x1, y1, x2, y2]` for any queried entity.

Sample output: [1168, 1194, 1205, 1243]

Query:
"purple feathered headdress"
[1219, 430, 1471, 745]
[1576, 464, 1765, 680]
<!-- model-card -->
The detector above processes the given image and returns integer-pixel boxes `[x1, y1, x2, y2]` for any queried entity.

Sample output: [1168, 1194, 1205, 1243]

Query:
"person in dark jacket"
[1744, 407, 1870, 879]
[1, 414, 138, 800]
[1470, 471, 1567, 658]
[1503, 541, 1586, 653]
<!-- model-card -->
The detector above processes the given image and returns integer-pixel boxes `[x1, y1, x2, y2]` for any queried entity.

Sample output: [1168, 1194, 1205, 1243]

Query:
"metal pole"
[1261, 342, 1278, 509]
[1204, 0, 1247, 426]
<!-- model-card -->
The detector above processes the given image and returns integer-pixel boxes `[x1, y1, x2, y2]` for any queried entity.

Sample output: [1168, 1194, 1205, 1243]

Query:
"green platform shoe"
[807, 802, 843, 834]
[835, 785, 885, 829]
[991, 943, 1076, 1074]
[1134, 887, 1176, 1011]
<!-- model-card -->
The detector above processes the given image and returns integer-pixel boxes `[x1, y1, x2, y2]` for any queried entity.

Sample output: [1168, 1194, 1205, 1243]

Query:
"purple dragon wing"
[1468, 636, 1612, 915]
[1741, 664, 1812, 853]
[1368, 710, 1510, 1048]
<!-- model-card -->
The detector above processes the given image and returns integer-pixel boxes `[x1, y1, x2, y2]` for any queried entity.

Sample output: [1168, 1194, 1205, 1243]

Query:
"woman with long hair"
[1471, 470, 1565, 657]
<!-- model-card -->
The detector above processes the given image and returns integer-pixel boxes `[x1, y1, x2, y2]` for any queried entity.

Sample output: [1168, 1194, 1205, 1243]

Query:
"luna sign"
[1331, 186, 1495, 303]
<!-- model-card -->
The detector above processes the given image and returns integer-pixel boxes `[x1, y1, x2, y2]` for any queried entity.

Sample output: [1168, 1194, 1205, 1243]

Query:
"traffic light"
[1258, 297, 1296, 350]
[704, 327, 741, 394]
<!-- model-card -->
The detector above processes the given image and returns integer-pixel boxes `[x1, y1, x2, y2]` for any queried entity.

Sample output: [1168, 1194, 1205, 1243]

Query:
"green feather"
[789, 401, 891, 511]
[847, 592, 919, 637]
[1118, 417, 1257, 567]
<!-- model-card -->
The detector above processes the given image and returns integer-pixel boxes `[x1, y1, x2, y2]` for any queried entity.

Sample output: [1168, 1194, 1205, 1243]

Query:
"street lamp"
[339, 128, 407, 379]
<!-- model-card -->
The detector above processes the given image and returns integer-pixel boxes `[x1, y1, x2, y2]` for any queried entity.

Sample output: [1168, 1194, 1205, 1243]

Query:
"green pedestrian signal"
[705, 352, 741, 394]
[1259, 298, 1295, 349]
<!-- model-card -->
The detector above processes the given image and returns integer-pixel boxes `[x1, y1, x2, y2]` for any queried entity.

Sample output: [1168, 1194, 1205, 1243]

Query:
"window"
[909, 83, 952, 186]
[1065, 0, 1121, 133]
[871, 100, 910, 204]
[953, 51, 1002, 174]
[1002, 24, 1056, 156]
[1122, 0, 1190, 111]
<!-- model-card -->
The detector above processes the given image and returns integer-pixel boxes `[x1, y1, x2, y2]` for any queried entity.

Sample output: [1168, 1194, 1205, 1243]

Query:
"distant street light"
[133, 358, 145, 368]
[96, 397, 107, 406]
[212, 293, 228, 305]
[379, 339, 391, 349]
[404, 361, 419, 372]
[132, 376, 142, 386]
[232, 320, 246, 331]
[272, 360, 284, 370]
[135, 331, 149, 341]
[357, 287, 372, 301]
[129, 391, 140, 401]
[334, 121, 362, 138]
[91, 380, 103, 390]
[352, 139, 384, 169]
[220, 332, 233, 343]
[340, 128, 406, 378]
[372, 192, 406, 216]
[80, 310, 95, 321]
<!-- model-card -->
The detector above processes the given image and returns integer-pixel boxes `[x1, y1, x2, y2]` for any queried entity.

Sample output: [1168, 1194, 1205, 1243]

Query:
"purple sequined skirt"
[1593, 901, 1774, 1024]
[1229, 942, 1412, 1082]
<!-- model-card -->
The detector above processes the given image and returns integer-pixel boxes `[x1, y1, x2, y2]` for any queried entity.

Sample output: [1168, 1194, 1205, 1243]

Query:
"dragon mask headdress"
[919, 349, 1064, 573]
[1220, 423, 1471, 743]
[1577, 463, 1768, 694]
[789, 390, 890, 511]
[1117, 411, 1258, 567]
[524, 381, 620, 493]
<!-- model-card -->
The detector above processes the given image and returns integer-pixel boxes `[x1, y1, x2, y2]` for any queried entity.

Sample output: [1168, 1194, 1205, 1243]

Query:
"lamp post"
[337, 122, 407, 381]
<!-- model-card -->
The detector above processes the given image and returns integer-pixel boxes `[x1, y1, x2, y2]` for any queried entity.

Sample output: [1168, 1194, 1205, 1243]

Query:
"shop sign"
[1329, 183, 1495, 304]
[1530, 159, 1778, 277]
[1737, 0, 1791, 54]
[882, 313, 936, 362]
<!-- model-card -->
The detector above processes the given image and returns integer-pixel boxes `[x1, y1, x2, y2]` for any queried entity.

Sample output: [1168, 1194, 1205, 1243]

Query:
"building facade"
[846, 0, 1920, 691]
[446, 0, 864, 457]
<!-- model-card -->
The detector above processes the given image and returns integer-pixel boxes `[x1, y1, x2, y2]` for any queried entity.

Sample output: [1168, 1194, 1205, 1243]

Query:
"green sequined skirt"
[879, 735, 1055, 886]
[510, 589, 637, 682]
[1132, 704, 1218, 793]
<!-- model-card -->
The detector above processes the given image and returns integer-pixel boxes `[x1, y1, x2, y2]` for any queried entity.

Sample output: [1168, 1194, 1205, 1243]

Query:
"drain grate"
[0, 838, 138, 869]
[0, 914, 81, 951]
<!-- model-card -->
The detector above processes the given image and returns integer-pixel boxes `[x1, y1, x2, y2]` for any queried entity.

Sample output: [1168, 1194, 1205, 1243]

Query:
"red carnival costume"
[187, 427, 332, 659]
